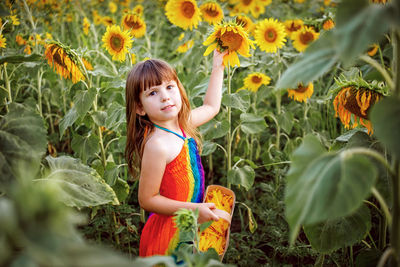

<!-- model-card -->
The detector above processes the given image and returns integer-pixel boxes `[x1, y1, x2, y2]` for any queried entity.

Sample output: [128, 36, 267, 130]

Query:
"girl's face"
[136, 79, 182, 125]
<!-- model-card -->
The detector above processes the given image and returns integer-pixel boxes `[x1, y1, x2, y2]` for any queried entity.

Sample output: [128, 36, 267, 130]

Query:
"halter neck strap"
[153, 124, 186, 140]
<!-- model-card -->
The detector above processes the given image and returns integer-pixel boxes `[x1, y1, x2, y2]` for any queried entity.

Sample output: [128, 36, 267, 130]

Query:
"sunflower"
[203, 21, 254, 67]
[131, 53, 136, 64]
[93, 11, 102, 25]
[0, 34, 6, 48]
[287, 82, 314, 103]
[102, 25, 133, 62]
[242, 72, 271, 92]
[165, 0, 201, 30]
[291, 26, 319, 52]
[367, 44, 379, 57]
[200, 1, 224, 25]
[83, 17, 90, 35]
[235, 15, 255, 33]
[44, 42, 85, 83]
[176, 39, 194, 53]
[132, 4, 144, 16]
[333, 86, 383, 134]
[16, 34, 26, 46]
[283, 19, 304, 38]
[10, 15, 20, 26]
[109, 1, 117, 13]
[102, 16, 115, 26]
[254, 18, 287, 53]
[233, 0, 257, 14]
[24, 44, 31, 55]
[82, 57, 93, 71]
[122, 13, 146, 38]
[322, 19, 335, 30]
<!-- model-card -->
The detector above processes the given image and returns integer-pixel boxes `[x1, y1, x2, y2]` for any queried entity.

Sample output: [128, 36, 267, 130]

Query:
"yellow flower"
[235, 15, 255, 34]
[291, 26, 319, 52]
[254, 18, 287, 53]
[93, 11, 102, 25]
[243, 72, 271, 92]
[82, 57, 93, 71]
[102, 25, 133, 62]
[66, 13, 73, 22]
[16, 34, 26, 46]
[102, 16, 115, 27]
[283, 19, 304, 38]
[131, 53, 136, 64]
[322, 19, 335, 30]
[10, 15, 20, 25]
[0, 34, 6, 48]
[200, 1, 224, 25]
[233, 0, 256, 14]
[45, 32, 53, 40]
[203, 21, 254, 67]
[176, 39, 194, 53]
[133, 4, 144, 16]
[24, 44, 32, 55]
[165, 0, 201, 30]
[294, 0, 306, 3]
[83, 17, 90, 35]
[367, 44, 379, 57]
[122, 13, 146, 38]
[287, 82, 314, 103]
[109, 1, 117, 13]
[333, 86, 382, 135]
[44, 43, 85, 83]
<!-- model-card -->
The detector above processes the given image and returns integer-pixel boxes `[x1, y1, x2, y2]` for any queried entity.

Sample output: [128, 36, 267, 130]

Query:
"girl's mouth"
[161, 105, 174, 110]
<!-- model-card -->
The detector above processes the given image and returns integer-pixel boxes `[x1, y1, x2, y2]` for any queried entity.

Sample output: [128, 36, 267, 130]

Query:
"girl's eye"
[167, 85, 173, 90]
[149, 91, 156, 96]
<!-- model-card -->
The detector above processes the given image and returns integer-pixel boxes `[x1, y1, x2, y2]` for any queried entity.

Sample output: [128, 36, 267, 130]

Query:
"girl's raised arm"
[191, 49, 226, 128]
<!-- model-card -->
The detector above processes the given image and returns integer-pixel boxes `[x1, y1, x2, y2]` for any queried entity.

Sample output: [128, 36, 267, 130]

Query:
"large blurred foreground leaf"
[0, 175, 133, 267]
[303, 204, 371, 253]
[0, 103, 47, 189]
[285, 135, 377, 244]
[371, 96, 400, 159]
[34, 156, 119, 208]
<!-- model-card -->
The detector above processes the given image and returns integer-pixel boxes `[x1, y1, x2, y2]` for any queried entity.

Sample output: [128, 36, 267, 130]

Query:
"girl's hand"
[197, 203, 220, 224]
[212, 49, 228, 70]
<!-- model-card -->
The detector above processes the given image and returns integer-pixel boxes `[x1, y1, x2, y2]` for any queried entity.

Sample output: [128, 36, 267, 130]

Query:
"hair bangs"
[139, 60, 178, 92]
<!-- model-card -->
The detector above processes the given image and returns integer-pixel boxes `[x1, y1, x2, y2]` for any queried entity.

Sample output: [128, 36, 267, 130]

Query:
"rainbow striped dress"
[139, 124, 205, 257]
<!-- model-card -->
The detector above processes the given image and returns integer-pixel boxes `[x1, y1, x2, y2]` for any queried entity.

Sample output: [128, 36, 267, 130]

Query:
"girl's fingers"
[206, 202, 216, 209]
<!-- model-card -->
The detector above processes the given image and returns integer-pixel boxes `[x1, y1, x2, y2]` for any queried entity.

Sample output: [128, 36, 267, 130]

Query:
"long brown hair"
[125, 59, 201, 179]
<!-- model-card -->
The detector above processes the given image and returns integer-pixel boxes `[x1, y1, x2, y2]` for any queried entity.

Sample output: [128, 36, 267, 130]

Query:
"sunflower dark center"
[300, 31, 314, 45]
[342, 87, 380, 119]
[295, 84, 308, 93]
[242, 0, 252, 6]
[181, 1, 195, 18]
[220, 31, 243, 51]
[205, 7, 219, 17]
[289, 22, 301, 32]
[251, 76, 262, 83]
[125, 17, 142, 29]
[236, 18, 248, 27]
[110, 35, 124, 52]
[50, 46, 68, 69]
[264, 28, 277, 42]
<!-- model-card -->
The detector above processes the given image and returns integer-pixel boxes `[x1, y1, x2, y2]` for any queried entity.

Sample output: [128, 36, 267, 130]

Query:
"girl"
[125, 49, 226, 257]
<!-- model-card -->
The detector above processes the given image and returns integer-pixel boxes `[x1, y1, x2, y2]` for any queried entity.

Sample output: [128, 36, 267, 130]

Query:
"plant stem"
[391, 161, 400, 265]
[359, 55, 394, 90]
[93, 93, 107, 168]
[37, 68, 43, 117]
[371, 187, 392, 226]
[3, 64, 11, 105]
[275, 92, 281, 148]
[227, 64, 232, 189]
[393, 30, 400, 97]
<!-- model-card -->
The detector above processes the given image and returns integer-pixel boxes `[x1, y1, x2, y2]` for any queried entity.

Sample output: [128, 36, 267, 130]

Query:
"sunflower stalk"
[92, 93, 106, 169]
[227, 63, 232, 189]
[36, 68, 44, 117]
[359, 55, 394, 90]
[3, 64, 11, 106]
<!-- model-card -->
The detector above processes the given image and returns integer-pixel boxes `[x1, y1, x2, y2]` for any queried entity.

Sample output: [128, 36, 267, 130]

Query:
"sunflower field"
[1, 0, 400, 266]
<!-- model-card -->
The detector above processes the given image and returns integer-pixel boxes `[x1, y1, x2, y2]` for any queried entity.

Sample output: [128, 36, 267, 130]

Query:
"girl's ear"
[136, 104, 146, 116]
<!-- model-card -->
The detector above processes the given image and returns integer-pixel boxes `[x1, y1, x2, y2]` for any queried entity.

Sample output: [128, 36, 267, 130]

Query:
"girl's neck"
[152, 119, 180, 133]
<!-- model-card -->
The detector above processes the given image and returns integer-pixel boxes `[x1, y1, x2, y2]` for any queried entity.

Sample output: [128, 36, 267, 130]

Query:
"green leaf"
[71, 133, 100, 163]
[73, 87, 96, 117]
[0, 54, 42, 64]
[370, 97, 400, 159]
[245, 205, 257, 233]
[200, 119, 230, 139]
[336, 0, 369, 27]
[59, 107, 79, 138]
[92, 111, 107, 127]
[104, 161, 119, 186]
[303, 204, 371, 253]
[277, 112, 294, 135]
[285, 135, 377, 244]
[276, 31, 338, 89]
[0, 103, 47, 188]
[111, 178, 130, 203]
[240, 113, 267, 135]
[105, 103, 126, 131]
[227, 165, 255, 191]
[201, 141, 217, 156]
[37, 156, 119, 208]
[199, 220, 213, 233]
[222, 91, 250, 112]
